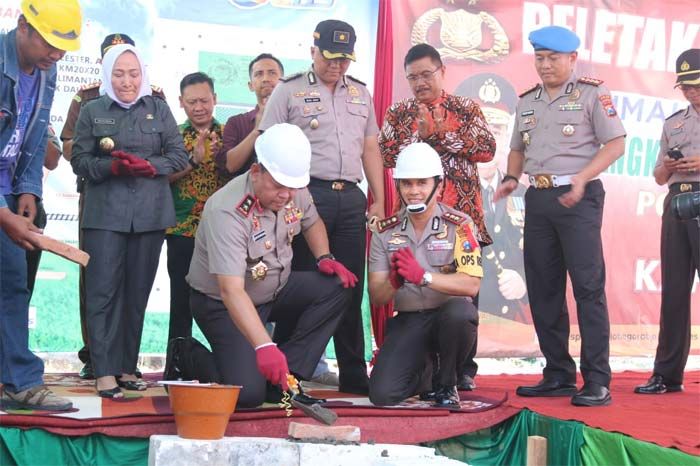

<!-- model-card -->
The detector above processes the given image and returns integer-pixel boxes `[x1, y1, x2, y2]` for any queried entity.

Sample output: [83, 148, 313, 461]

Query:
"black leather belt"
[309, 177, 357, 191]
[670, 182, 699, 194]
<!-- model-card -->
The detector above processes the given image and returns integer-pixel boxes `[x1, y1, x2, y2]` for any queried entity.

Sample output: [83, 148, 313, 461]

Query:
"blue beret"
[528, 26, 580, 53]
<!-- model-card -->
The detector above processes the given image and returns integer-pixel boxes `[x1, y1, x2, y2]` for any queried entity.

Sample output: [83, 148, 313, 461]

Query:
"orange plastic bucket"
[167, 383, 241, 440]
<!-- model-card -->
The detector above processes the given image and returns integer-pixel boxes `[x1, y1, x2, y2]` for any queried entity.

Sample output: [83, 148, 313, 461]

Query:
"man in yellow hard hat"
[0, 0, 82, 411]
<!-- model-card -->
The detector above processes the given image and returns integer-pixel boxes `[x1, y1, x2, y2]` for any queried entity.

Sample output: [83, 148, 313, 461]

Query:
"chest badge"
[99, 137, 115, 153]
[310, 118, 320, 130]
[522, 132, 531, 145]
[388, 237, 406, 246]
[264, 240, 272, 250]
[562, 124, 575, 136]
[250, 261, 268, 281]
[436, 224, 448, 240]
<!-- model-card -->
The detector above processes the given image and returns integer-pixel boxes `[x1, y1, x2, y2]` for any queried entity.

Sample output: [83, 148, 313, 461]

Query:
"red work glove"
[112, 150, 142, 164]
[255, 344, 290, 390]
[389, 252, 404, 290]
[129, 160, 156, 177]
[110, 158, 132, 176]
[394, 247, 425, 285]
[318, 257, 358, 288]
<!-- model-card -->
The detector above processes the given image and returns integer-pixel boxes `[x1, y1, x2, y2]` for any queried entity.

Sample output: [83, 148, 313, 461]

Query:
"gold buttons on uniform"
[310, 118, 319, 129]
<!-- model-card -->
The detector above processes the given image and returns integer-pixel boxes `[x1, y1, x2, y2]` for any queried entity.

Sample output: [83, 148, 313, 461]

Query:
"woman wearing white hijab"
[71, 44, 188, 398]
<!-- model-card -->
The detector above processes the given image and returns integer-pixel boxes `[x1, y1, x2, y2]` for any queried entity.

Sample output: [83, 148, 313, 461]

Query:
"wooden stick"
[30, 232, 90, 267]
[526, 435, 547, 466]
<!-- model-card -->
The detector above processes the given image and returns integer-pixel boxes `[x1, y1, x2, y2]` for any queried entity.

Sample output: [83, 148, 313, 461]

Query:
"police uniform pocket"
[517, 115, 538, 133]
[139, 119, 164, 155]
[247, 238, 272, 262]
[92, 123, 119, 137]
[426, 249, 454, 272]
[346, 103, 369, 119]
[667, 132, 689, 152]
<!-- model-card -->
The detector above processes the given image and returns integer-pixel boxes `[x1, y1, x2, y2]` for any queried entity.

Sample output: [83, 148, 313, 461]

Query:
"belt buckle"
[534, 175, 553, 189]
[331, 181, 345, 191]
[680, 183, 692, 193]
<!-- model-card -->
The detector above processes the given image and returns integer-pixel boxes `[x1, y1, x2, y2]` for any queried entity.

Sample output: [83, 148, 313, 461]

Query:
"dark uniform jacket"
[71, 94, 188, 232]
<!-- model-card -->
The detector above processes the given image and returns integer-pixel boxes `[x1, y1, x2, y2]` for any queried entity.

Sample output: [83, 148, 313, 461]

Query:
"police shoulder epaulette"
[377, 215, 401, 233]
[665, 108, 684, 121]
[578, 77, 604, 86]
[279, 72, 303, 83]
[347, 75, 366, 87]
[518, 83, 540, 98]
[442, 211, 467, 225]
[80, 81, 100, 91]
[236, 194, 256, 217]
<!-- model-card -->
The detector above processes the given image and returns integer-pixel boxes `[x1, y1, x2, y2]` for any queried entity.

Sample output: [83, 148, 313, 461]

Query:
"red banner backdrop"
[383, 0, 700, 357]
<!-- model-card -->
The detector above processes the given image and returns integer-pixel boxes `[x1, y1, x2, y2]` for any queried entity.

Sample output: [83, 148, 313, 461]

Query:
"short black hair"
[180, 72, 215, 94]
[404, 43, 443, 69]
[248, 53, 284, 79]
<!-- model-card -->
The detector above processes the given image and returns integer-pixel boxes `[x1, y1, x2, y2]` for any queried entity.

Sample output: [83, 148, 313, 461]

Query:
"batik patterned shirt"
[379, 91, 496, 245]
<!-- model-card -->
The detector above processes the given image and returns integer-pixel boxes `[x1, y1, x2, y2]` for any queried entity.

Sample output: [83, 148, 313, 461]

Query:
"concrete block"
[148, 435, 467, 466]
[288, 421, 361, 442]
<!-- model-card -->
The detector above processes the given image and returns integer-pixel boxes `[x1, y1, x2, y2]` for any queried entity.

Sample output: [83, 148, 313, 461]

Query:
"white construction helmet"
[255, 123, 311, 188]
[393, 142, 443, 179]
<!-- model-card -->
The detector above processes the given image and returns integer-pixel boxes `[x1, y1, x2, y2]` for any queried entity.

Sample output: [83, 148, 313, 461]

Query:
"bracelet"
[316, 253, 335, 265]
[501, 175, 518, 184]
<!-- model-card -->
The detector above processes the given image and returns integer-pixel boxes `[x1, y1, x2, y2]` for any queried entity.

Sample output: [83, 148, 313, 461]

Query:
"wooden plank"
[526, 435, 547, 466]
[30, 232, 90, 267]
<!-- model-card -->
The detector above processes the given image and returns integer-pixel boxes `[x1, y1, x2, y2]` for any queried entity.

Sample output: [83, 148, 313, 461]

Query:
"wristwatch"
[316, 253, 335, 266]
[501, 175, 518, 184]
[420, 272, 433, 287]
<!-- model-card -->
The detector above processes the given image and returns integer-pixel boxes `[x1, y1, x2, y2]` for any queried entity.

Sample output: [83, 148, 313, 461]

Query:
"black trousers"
[291, 179, 368, 390]
[653, 183, 700, 384]
[77, 193, 90, 365]
[82, 229, 164, 377]
[523, 180, 611, 387]
[25, 200, 47, 299]
[191, 272, 350, 408]
[369, 298, 477, 406]
[166, 234, 195, 341]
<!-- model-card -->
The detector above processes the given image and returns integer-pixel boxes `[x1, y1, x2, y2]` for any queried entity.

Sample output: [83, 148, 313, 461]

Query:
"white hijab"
[99, 44, 152, 109]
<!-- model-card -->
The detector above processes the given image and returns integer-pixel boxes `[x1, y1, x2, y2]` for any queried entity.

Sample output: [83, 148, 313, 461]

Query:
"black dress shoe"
[79, 362, 94, 380]
[457, 374, 476, 391]
[116, 378, 147, 391]
[571, 383, 611, 407]
[432, 385, 460, 409]
[516, 379, 577, 397]
[97, 386, 124, 399]
[419, 390, 437, 401]
[135, 368, 143, 379]
[634, 375, 683, 394]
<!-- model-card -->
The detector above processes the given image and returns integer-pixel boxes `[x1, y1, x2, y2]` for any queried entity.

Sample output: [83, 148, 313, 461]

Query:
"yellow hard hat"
[21, 0, 82, 52]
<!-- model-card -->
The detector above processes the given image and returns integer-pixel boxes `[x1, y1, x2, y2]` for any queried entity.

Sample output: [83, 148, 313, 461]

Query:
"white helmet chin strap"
[406, 203, 427, 214]
[398, 176, 441, 215]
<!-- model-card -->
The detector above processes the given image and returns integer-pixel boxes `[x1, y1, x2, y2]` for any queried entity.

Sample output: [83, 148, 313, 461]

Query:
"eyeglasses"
[406, 68, 441, 83]
[679, 84, 700, 92]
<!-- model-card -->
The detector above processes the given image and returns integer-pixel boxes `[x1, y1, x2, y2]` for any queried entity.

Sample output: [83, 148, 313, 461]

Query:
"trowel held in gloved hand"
[287, 375, 338, 426]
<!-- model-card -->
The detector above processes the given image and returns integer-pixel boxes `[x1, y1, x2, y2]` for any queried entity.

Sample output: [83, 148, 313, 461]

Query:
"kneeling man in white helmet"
[368, 143, 482, 408]
[183, 123, 356, 408]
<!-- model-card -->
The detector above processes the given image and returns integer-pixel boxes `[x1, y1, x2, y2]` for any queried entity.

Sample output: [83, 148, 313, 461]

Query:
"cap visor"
[321, 49, 356, 61]
[674, 73, 700, 87]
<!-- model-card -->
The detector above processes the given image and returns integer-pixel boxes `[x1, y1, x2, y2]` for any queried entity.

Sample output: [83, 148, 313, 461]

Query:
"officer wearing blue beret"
[495, 25, 627, 406]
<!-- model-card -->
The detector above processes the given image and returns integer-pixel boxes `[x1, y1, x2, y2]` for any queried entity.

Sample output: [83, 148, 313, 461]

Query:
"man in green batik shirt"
[167, 72, 228, 341]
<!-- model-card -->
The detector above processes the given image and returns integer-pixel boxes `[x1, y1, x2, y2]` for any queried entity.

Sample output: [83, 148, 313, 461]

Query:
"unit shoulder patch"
[347, 75, 366, 87]
[519, 83, 540, 98]
[377, 215, 401, 233]
[578, 76, 604, 86]
[236, 194, 257, 218]
[441, 211, 467, 225]
[280, 72, 303, 83]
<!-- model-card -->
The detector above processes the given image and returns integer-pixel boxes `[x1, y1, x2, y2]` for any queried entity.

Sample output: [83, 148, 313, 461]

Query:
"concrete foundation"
[148, 435, 467, 466]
